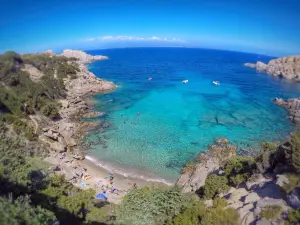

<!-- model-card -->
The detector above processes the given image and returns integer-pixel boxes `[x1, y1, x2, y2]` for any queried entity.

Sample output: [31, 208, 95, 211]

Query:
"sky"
[0, 0, 300, 56]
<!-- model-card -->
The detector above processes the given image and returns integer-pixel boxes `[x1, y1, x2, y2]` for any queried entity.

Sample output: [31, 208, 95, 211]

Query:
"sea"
[84, 47, 300, 183]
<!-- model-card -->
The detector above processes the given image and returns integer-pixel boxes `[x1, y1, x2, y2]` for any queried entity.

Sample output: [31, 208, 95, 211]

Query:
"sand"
[45, 153, 169, 204]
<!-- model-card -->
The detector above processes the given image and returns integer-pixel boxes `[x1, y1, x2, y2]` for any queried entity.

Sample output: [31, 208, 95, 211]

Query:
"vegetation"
[116, 186, 189, 225]
[286, 208, 300, 225]
[167, 197, 240, 225]
[0, 196, 56, 225]
[224, 156, 255, 186]
[0, 51, 79, 119]
[282, 173, 300, 194]
[203, 174, 229, 199]
[259, 205, 282, 220]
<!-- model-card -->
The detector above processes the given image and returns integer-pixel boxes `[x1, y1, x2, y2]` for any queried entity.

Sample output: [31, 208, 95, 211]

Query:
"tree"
[41, 103, 59, 118]
[203, 174, 229, 199]
[224, 156, 255, 186]
[0, 196, 56, 225]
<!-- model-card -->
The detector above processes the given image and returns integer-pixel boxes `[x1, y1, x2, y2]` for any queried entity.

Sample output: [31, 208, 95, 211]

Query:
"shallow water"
[85, 48, 300, 180]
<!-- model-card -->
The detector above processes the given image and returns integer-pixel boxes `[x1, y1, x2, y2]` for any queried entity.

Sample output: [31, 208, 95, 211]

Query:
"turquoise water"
[85, 48, 300, 181]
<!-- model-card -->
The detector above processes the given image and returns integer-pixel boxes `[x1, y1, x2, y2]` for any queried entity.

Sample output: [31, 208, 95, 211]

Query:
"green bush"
[201, 205, 240, 225]
[0, 196, 56, 225]
[286, 208, 300, 225]
[41, 103, 59, 118]
[282, 173, 300, 194]
[166, 201, 206, 225]
[259, 205, 282, 220]
[224, 156, 255, 186]
[203, 174, 229, 199]
[116, 187, 189, 225]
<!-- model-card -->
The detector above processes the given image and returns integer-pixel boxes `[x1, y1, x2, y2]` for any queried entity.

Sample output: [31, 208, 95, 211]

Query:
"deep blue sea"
[85, 48, 300, 182]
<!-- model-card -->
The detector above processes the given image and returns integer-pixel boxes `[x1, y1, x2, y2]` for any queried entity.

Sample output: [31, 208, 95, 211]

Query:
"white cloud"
[84, 35, 184, 42]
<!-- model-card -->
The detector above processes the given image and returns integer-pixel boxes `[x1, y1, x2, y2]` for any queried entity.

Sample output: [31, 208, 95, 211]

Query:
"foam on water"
[84, 48, 300, 180]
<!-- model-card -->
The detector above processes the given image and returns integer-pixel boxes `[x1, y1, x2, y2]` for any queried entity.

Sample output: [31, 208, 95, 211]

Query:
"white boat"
[182, 79, 189, 84]
[148, 77, 152, 81]
[213, 81, 220, 86]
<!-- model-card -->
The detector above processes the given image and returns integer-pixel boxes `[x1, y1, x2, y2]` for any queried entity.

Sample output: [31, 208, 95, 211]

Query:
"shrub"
[286, 208, 300, 225]
[282, 173, 300, 194]
[213, 197, 228, 208]
[203, 174, 229, 199]
[41, 103, 59, 118]
[201, 206, 240, 225]
[261, 142, 277, 152]
[224, 156, 255, 186]
[0, 196, 56, 225]
[201, 197, 239, 225]
[116, 187, 189, 225]
[259, 205, 282, 220]
[166, 201, 206, 225]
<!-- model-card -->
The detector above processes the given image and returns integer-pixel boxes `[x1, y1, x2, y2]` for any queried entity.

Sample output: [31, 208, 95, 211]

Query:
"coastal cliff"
[244, 56, 300, 80]
[176, 137, 300, 225]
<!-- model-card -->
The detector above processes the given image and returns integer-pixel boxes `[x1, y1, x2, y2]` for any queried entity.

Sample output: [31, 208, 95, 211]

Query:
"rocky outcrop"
[23, 64, 44, 82]
[274, 97, 300, 124]
[61, 49, 108, 64]
[244, 56, 300, 80]
[37, 50, 116, 155]
[177, 139, 236, 192]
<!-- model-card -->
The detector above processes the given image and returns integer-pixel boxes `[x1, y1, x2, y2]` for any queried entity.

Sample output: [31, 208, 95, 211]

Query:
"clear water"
[85, 48, 300, 181]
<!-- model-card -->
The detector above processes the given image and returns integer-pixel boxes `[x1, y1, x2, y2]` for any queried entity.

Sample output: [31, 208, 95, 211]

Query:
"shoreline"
[42, 50, 171, 203]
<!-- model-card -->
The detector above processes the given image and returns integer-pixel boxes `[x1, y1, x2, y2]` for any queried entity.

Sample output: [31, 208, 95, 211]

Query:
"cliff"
[244, 56, 300, 80]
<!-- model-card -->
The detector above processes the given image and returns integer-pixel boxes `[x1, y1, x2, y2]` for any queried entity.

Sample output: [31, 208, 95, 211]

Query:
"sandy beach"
[45, 152, 170, 204]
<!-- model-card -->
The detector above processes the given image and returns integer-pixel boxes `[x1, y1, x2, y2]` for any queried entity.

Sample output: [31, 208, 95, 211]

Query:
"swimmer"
[137, 112, 141, 116]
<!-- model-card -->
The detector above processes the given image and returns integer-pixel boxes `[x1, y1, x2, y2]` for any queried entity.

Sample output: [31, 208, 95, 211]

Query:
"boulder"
[244, 192, 261, 204]
[227, 188, 249, 204]
[246, 173, 269, 191]
[276, 174, 289, 188]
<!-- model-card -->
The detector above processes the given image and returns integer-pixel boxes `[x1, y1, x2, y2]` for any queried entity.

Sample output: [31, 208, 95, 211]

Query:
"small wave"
[85, 155, 175, 186]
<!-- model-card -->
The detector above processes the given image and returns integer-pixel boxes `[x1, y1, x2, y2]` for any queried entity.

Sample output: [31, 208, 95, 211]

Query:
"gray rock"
[246, 173, 269, 191]
[276, 174, 289, 187]
[204, 199, 213, 207]
[287, 188, 300, 209]
[228, 188, 249, 204]
[244, 192, 261, 204]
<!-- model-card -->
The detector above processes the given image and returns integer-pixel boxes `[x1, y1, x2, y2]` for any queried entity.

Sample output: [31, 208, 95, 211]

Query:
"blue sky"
[1, 0, 300, 56]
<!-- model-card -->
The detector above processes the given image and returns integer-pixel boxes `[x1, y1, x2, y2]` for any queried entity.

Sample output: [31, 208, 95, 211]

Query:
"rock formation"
[177, 139, 236, 192]
[37, 50, 116, 156]
[23, 64, 44, 82]
[274, 97, 300, 124]
[61, 49, 108, 64]
[244, 56, 300, 80]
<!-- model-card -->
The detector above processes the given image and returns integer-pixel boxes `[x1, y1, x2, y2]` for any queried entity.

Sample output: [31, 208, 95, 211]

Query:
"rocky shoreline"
[244, 55, 300, 80]
[36, 50, 116, 156]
